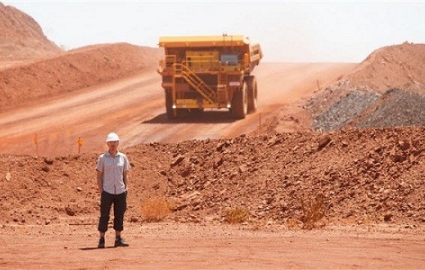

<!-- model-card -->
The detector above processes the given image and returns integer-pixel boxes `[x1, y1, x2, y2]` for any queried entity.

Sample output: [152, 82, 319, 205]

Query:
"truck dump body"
[158, 35, 262, 119]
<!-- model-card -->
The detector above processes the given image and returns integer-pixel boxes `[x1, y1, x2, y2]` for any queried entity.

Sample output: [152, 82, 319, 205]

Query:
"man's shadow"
[80, 246, 116, 251]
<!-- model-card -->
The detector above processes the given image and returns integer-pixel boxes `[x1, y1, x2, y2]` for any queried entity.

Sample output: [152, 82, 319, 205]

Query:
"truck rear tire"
[247, 76, 258, 113]
[165, 91, 176, 119]
[231, 82, 248, 119]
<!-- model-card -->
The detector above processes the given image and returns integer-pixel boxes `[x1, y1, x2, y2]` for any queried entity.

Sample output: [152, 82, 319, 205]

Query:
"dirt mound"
[306, 43, 425, 131]
[0, 43, 162, 111]
[0, 2, 61, 60]
[346, 42, 425, 93]
[0, 3, 161, 112]
[2, 127, 425, 228]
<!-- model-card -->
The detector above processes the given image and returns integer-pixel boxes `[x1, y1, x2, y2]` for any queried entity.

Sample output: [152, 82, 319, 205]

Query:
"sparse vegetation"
[140, 197, 171, 222]
[301, 194, 327, 229]
[224, 208, 249, 224]
[285, 218, 303, 229]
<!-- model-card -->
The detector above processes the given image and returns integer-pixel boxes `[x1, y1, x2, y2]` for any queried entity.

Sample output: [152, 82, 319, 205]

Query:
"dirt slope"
[0, 43, 162, 111]
[346, 42, 425, 93]
[0, 2, 61, 61]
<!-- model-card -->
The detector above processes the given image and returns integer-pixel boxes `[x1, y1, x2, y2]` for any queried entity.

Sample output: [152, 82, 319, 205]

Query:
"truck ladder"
[174, 63, 216, 104]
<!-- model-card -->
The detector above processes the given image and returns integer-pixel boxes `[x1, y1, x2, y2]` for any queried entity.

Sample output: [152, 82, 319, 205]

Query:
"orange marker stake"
[78, 137, 84, 154]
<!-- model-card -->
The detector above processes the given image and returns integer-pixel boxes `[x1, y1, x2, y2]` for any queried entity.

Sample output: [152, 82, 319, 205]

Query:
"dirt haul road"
[1, 223, 424, 270]
[0, 62, 355, 157]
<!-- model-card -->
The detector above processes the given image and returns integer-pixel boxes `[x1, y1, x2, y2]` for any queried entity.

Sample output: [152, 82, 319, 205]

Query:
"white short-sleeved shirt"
[96, 151, 130, 195]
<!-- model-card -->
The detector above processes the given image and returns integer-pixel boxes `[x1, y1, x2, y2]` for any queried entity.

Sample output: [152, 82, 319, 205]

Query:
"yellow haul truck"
[157, 35, 262, 119]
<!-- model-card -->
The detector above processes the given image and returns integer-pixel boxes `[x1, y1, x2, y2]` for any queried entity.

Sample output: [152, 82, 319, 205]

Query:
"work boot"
[114, 237, 129, 247]
[98, 237, 105, 249]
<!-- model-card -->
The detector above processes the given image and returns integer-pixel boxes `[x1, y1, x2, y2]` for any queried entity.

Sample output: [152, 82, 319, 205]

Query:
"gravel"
[356, 88, 425, 128]
[309, 85, 425, 131]
[311, 90, 380, 131]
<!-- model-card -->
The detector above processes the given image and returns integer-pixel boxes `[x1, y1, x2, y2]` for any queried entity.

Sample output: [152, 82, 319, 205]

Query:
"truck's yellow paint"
[158, 35, 262, 119]
[159, 35, 250, 48]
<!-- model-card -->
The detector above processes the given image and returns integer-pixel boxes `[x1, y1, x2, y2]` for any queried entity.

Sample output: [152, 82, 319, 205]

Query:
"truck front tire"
[231, 82, 248, 119]
[247, 76, 257, 113]
[165, 91, 176, 119]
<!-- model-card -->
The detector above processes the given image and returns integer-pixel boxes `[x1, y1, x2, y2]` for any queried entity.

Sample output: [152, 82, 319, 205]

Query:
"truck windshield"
[220, 54, 238, 65]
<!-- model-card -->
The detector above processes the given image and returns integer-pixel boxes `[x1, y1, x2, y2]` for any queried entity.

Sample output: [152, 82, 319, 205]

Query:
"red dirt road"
[1, 224, 424, 270]
[0, 62, 354, 157]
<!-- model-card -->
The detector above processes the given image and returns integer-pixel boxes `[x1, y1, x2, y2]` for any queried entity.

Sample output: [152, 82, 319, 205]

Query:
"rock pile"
[310, 87, 425, 132]
[155, 129, 425, 227]
[3, 126, 425, 228]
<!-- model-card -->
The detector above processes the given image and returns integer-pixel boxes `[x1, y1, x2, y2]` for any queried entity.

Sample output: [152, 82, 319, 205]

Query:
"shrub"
[224, 207, 249, 224]
[301, 193, 327, 229]
[140, 197, 171, 222]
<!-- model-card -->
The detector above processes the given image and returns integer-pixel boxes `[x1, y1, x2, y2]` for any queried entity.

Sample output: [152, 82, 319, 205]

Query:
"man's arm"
[123, 170, 129, 191]
[97, 170, 103, 193]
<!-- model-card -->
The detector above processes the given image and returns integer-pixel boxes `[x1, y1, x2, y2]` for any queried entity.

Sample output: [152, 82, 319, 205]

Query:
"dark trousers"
[98, 191, 127, 233]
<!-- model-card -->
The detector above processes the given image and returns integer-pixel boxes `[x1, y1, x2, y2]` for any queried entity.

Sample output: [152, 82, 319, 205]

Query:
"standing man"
[96, 132, 130, 248]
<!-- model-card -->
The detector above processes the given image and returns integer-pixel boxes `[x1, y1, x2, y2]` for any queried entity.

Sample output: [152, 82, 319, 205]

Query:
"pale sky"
[2, 1, 425, 63]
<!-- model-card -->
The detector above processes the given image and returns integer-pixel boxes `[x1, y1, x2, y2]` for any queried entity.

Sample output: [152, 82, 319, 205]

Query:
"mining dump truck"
[157, 35, 263, 119]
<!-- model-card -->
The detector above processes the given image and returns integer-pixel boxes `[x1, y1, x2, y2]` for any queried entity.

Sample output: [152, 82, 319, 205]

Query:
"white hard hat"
[106, 132, 120, 142]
